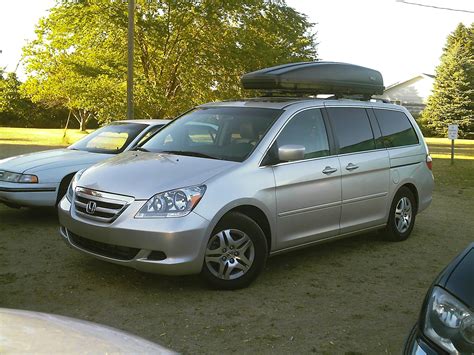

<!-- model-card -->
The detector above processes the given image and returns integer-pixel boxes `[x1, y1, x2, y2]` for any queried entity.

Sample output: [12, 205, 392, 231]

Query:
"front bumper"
[0, 181, 58, 207]
[58, 197, 211, 275]
[404, 324, 447, 355]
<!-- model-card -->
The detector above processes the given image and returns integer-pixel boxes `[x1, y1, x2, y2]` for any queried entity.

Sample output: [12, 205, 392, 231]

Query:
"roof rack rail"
[369, 97, 391, 103]
[324, 94, 391, 103]
[259, 91, 317, 98]
[241, 61, 385, 98]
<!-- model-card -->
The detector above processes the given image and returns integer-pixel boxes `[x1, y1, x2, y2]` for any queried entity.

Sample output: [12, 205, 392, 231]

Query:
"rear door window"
[373, 109, 419, 148]
[326, 107, 376, 154]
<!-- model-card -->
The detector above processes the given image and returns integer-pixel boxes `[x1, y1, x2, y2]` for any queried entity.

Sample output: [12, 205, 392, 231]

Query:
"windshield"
[69, 122, 148, 154]
[141, 107, 282, 162]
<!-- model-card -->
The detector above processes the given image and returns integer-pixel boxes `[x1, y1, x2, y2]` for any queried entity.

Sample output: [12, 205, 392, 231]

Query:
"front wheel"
[201, 212, 268, 290]
[384, 187, 417, 242]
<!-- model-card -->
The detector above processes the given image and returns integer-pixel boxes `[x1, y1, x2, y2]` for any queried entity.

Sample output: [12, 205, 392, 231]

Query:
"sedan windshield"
[141, 107, 282, 162]
[69, 122, 147, 154]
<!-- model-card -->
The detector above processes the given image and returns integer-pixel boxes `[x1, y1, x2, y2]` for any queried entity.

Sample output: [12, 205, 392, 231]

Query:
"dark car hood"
[77, 151, 238, 200]
[437, 243, 474, 308]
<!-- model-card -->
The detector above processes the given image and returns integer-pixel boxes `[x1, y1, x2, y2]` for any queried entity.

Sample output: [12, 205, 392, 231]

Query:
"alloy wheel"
[205, 229, 255, 280]
[395, 197, 412, 233]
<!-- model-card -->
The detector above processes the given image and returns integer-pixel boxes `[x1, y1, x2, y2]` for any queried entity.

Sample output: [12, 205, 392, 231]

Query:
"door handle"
[346, 163, 359, 171]
[322, 166, 338, 175]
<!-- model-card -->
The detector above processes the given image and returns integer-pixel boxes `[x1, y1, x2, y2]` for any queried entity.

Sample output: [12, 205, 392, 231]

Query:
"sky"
[0, 0, 473, 86]
[286, 0, 474, 85]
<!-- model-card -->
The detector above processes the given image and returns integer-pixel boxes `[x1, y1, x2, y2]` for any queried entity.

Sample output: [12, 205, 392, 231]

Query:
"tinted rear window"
[327, 107, 375, 154]
[373, 109, 419, 148]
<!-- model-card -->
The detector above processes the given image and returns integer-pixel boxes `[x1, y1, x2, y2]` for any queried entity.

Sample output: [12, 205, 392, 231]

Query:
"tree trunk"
[62, 110, 72, 138]
[72, 109, 91, 131]
[79, 117, 86, 131]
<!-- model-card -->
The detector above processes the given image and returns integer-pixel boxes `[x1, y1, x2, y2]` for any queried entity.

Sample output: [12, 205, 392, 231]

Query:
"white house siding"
[378, 74, 435, 115]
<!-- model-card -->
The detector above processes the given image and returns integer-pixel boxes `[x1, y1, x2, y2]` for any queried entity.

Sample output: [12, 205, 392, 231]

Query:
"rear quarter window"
[373, 109, 419, 148]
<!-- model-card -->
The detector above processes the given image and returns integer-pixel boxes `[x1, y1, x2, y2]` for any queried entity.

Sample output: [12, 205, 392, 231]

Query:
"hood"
[0, 308, 174, 354]
[442, 245, 474, 308]
[77, 151, 239, 199]
[0, 149, 109, 174]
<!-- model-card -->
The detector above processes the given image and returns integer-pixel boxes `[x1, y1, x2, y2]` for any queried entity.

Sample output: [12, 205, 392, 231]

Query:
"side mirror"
[278, 145, 305, 162]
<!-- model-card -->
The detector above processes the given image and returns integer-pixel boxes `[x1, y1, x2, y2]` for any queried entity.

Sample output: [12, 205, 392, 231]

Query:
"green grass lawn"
[426, 138, 474, 194]
[3, 126, 471, 196]
[0, 127, 90, 147]
[0, 127, 473, 162]
[1, 127, 473, 158]
[426, 137, 474, 160]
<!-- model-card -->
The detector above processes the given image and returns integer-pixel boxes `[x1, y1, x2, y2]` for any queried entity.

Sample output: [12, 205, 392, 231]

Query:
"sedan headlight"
[65, 169, 85, 202]
[0, 171, 38, 183]
[424, 286, 474, 353]
[135, 185, 206, 218]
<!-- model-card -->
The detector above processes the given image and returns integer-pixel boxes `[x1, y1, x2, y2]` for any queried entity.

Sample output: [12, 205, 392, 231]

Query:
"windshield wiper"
[134, 147, 150, 152]
[158, 150, 220, 160]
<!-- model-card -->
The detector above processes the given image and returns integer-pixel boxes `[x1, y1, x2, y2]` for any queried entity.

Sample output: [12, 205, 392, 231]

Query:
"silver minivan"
[58, 62, 434, 289]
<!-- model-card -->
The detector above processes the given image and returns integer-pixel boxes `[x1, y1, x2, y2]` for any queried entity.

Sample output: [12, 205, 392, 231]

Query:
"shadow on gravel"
[264, 231, 383, 274]
[1, 206, 58, 224]
[61, 229, 384, 293]
[1, 199, 386, 294]
[70, 256, 205, 291]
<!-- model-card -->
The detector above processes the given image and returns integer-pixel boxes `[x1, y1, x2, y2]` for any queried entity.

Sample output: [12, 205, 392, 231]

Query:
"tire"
[200, 212, 268, 290]
[56, 174, 74, 206]
[384, 186, 417, 242]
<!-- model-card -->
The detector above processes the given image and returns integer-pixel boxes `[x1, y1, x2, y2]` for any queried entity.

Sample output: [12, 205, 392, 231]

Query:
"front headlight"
[18, 174, 38, 183]
[135, 185, 206, 218]
[424, 286, 474, 353]
[0, 171, 38, 183]
[65, 169, 85, 202]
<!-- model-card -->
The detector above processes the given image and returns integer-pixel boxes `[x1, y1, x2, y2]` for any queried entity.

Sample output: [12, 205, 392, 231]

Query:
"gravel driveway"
[0, 144, 472, 354]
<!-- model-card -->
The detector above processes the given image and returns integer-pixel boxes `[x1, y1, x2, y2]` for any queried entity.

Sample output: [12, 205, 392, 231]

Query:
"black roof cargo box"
[241, 61, 384, 96]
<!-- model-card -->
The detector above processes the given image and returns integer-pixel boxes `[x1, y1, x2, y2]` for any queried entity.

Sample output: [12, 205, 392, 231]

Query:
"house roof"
[384, 73, 435, 91]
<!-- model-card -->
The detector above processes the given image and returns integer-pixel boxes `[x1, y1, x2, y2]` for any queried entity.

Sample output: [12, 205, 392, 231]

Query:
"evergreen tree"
[421, 23, 473, 138]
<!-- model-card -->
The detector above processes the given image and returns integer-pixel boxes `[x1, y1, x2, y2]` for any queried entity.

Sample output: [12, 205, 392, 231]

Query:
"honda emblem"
[85, 201, 97, 214]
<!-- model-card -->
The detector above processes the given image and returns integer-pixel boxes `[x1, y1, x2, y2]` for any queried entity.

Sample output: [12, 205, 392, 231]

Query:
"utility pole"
[127, 0, 135, 120]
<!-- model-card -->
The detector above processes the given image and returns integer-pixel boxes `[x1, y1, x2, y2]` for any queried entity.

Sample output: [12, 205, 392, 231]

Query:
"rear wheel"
[201, 212, 267, 290]
[384, 187, 416, 241]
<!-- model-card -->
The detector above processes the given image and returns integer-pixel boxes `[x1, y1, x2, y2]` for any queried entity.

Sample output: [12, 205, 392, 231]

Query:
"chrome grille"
[73, 187, 134, 223]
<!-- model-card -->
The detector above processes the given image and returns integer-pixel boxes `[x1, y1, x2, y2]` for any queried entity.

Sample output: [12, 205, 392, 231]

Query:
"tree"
[21, 0, 317, 130]
[0, 70, 34, 126]
[21, 1, 128, 130]
[0, 69, 68, 128]
[421, 23, 474, 137]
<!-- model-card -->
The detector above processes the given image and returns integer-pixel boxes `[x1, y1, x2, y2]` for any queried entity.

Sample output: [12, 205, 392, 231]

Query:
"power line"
[396, 0, 474, 14]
